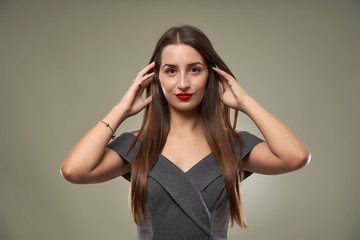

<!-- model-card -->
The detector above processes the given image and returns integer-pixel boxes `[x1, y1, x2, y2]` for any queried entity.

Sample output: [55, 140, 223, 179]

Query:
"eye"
[165, 68, 176, 74]
[190, 67, 200, 73]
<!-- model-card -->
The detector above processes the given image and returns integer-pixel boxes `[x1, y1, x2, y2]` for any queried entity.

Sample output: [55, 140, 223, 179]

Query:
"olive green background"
[1, 0, 359, 239]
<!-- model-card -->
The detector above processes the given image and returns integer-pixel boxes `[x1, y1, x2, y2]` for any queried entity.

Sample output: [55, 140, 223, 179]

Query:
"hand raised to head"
[117, 62, 155, 117]
[212, 66, 251, 113]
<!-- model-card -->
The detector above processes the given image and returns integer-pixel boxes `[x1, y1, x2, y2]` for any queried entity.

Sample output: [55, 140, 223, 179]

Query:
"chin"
[168, 102, 201, 113]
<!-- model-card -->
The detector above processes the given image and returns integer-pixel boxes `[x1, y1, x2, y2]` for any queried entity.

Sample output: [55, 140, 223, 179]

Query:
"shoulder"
[236, 130, 263, 143]
[130, 130, 139, 137]
[236, 130, 262, 140]
[106, 131, 142, 166]
[107, 130, 141, 153]
[234, 130, 265, 159]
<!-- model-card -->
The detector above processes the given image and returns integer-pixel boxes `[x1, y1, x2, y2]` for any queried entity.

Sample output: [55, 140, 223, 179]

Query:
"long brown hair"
[130, 25, 246, 228]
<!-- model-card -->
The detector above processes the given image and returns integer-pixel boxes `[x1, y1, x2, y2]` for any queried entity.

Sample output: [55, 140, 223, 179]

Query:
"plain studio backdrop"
[1, 0, 359, 239]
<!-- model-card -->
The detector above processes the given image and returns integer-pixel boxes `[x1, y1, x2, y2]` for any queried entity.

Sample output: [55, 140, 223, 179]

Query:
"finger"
[217, 74, 231, 92]
[131, 72, 154, 91]
[136, 77, 153, 98]
[212, 66, 230, 78]
[133, 74, 153, 98]
[133, 71, 155, 85]
[136, 74, 154, 93]
[141, 72, 155, 86]
[218, 92, 224, 102]
[136, 62, 156, 80]
[212, 66, 237, 85]
[143, 95, 153, 106]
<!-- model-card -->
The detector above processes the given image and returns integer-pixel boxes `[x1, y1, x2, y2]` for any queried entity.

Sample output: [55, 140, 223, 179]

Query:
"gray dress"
[108, 131, 263, 240]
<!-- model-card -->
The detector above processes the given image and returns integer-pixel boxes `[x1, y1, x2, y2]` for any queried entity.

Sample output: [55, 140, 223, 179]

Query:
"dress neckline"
[124, 132, 214, 174]
[159, 152, 214, 174]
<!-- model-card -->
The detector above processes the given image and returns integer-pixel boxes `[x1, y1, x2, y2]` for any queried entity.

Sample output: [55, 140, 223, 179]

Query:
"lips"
[176, 93, 193, 100]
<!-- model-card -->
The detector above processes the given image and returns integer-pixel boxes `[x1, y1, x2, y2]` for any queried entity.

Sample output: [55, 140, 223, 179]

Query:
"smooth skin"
[61, 44, 310, 184]
[158, 44, 212, 172]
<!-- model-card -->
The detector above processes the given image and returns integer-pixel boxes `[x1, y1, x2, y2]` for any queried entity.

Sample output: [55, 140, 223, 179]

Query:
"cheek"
[198, 75, 209, 92]
[158, 74, 165, 92]
[159, 76, 176, 94]
[160, 84, 167, 95]
[159, 78, 170, 96]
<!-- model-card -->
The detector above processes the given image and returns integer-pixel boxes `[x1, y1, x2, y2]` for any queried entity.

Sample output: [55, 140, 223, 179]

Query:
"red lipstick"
[176, 93, 193, 100]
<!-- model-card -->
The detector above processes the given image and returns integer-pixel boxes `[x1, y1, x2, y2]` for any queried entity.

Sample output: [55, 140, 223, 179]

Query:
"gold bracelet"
[98, 120, 116, 139]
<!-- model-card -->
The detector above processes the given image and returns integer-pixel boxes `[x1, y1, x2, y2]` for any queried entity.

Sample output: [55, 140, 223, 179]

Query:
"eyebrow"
[162, 62, 205, 68]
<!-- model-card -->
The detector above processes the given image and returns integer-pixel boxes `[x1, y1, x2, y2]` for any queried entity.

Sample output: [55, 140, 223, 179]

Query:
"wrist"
[237, 96, 256, 113]
[102, 105, 128, 130]
[98, 120, 116, 139]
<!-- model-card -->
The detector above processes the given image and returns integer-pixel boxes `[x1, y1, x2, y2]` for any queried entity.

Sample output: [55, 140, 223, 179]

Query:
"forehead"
[161, 44, 204, 64]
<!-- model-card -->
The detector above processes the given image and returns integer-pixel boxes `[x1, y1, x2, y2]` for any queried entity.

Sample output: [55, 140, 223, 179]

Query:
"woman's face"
[158, 44, 209, 113]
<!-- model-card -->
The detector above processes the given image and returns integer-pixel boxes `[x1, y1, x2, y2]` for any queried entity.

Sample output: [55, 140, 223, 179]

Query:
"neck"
[168, 107, 203, 134]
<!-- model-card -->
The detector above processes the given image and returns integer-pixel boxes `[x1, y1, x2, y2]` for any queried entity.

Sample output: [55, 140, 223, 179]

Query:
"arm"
[212, 66, 311, 175]
[60, 62, 155, 183]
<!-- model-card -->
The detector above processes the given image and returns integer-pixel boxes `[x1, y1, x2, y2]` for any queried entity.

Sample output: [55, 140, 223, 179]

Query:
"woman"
[61, 25, 310, 239]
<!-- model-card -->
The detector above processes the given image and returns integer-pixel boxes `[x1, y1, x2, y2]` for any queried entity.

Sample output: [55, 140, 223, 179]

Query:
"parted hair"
[129, 25, 247, 228]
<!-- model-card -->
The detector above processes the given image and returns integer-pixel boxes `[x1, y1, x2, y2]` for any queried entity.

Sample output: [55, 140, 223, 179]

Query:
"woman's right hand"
[61, 62, 156, 184]
[117, 62, 155, 118]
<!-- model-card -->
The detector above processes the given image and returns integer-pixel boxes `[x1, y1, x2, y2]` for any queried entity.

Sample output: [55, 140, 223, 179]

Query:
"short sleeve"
[233, 131, 264, 180]
[238, 131, 264, 159]
[107, 132, 140, 181]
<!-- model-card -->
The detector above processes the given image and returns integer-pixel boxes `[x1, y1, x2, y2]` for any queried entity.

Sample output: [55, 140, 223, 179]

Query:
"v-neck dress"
[108, 131, 263, 240]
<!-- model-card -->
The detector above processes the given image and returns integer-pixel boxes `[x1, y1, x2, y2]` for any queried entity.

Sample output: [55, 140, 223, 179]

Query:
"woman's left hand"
[213, 66, 310, 174]
[212, 66, 250, 112]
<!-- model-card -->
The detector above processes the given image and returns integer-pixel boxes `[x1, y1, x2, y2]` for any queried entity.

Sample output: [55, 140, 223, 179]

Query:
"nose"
[177, 73, 190, 91]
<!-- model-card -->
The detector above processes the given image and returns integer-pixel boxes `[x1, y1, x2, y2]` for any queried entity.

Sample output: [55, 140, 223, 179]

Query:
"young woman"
[61, 25, 310, 239]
